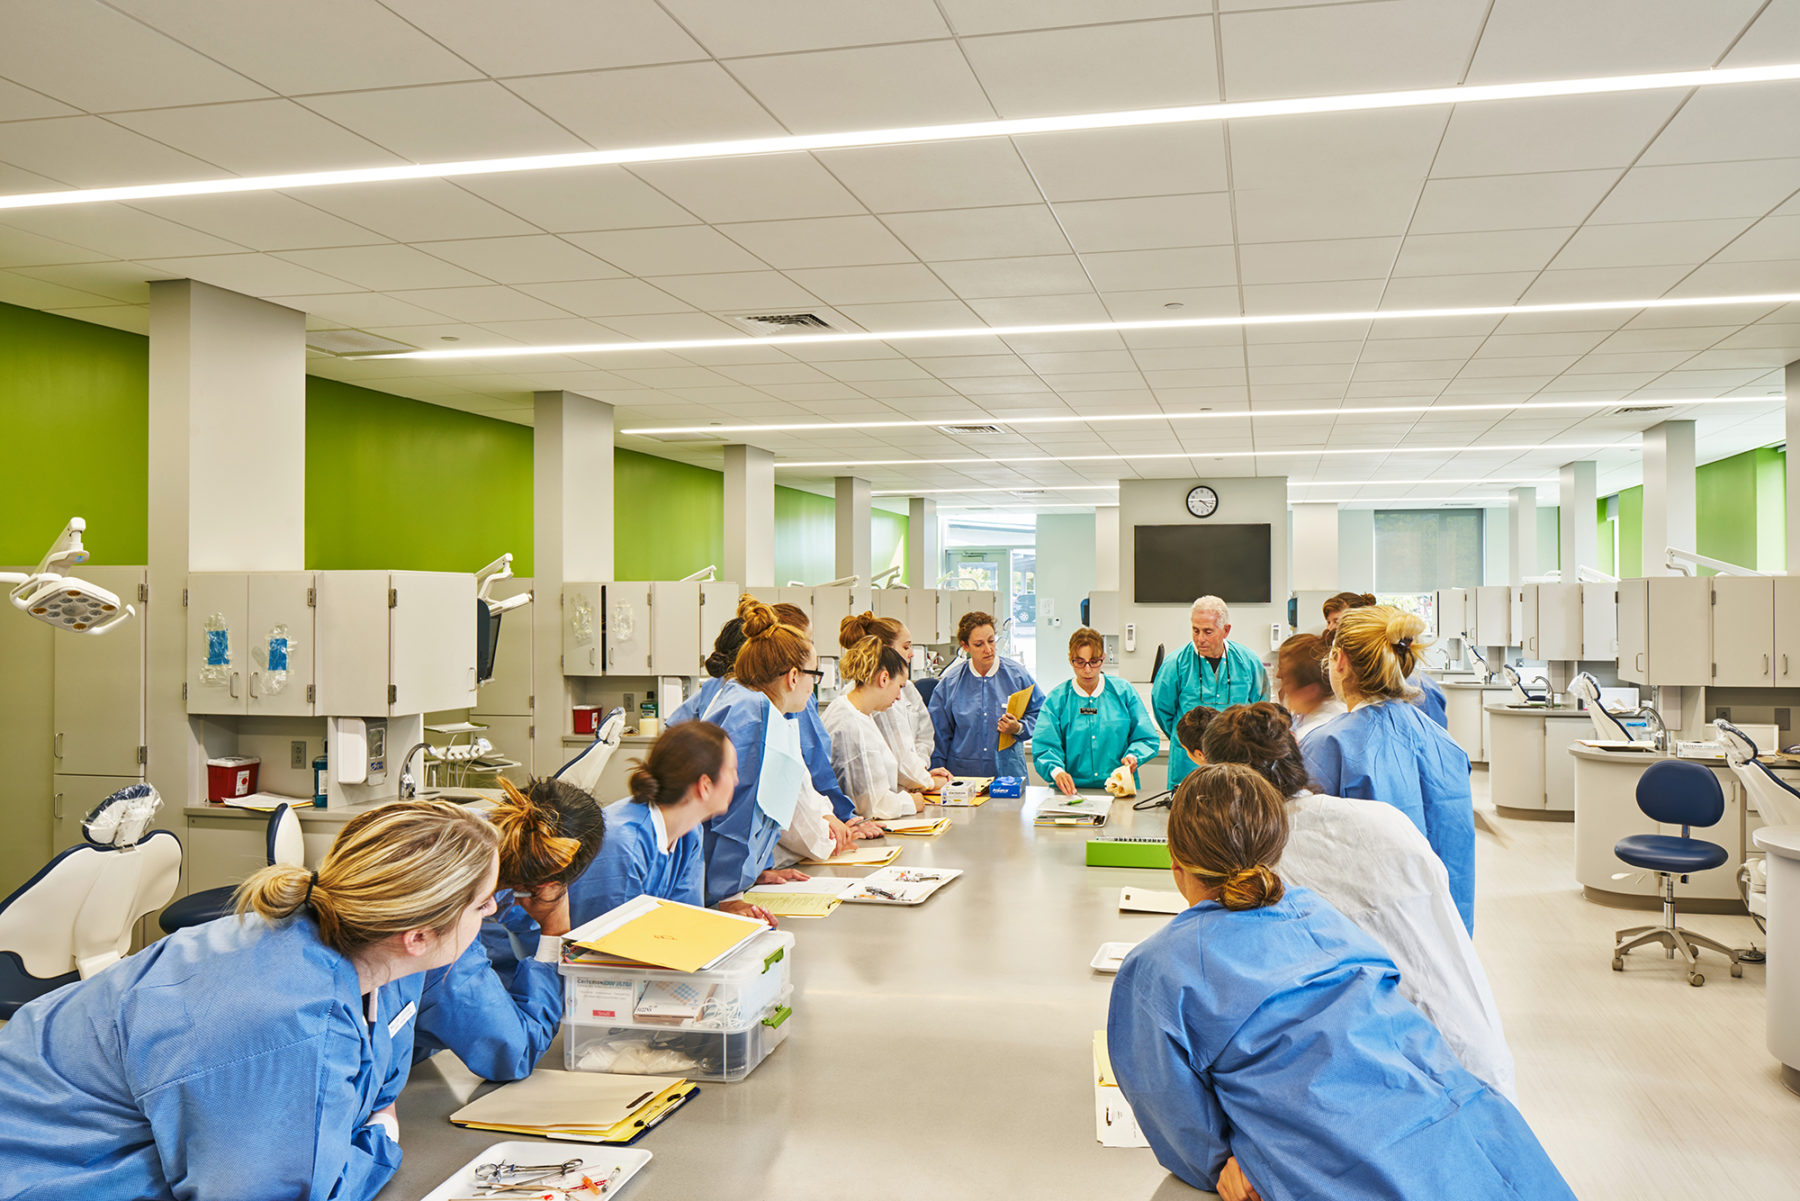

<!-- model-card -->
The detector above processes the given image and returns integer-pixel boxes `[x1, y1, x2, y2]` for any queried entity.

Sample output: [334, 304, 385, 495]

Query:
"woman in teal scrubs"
[1034, 626, 1160, 795]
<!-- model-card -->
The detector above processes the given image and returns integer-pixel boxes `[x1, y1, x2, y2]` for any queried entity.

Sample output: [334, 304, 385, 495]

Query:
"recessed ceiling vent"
[734, 312, 834, 335]
[1611, 404, 1672, 415]
[306, 329, 417, 356]
[939, 423, 1006, 435]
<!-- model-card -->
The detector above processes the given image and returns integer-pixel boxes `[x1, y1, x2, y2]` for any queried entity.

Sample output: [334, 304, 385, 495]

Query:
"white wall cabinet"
[185, 572, 316, 716]
[1712, 576, 1776, 688]
[1776, 578, 1800, 686]
[1534, 583, 1584, 661]
[1436, 588, 1469, 640]
[1619, 576, 1712, 686]
[1618, 578, 1648, 683]
[810, 584, 871, 642]
[698, 582, 737, 673]
[563, 580, 602, 677]
[1472, 585, 1512, 648]
[54, 565, 146, 778]
[1580, 582, 1618, 660]
[314, 570, 476, 716]
[603, 581, 702, 676]
[908, 588, 943, 644]
[1515, 585, 1539, 658]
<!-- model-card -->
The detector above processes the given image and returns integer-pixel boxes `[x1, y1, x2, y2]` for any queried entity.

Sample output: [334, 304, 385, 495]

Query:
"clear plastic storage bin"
[560, 929, 795, 1082]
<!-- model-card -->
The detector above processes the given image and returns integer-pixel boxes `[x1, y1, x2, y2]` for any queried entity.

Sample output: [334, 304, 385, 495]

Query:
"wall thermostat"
[1185, 485, 1219, 518]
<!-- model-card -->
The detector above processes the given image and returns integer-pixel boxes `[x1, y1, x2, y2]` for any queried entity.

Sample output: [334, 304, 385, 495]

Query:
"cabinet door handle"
[1636, 652, 1646, 671]
[1785, 653, 1791, 678]
[248, 670, 259, 699]
[1765, 653, 1771, 677]
[589, 647, 597, 668]
[229, 671, 240, 699]
[53, 792, 63, 820]
[53, 732, 63, 759]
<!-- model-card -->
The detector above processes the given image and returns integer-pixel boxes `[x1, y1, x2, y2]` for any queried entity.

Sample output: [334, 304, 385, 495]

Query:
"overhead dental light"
[679, 565, 719, 583]
[1, 518, 135, 635]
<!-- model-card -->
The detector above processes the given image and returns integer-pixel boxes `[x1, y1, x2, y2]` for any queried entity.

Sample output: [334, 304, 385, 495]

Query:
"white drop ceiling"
[2, 0, 1799, 510]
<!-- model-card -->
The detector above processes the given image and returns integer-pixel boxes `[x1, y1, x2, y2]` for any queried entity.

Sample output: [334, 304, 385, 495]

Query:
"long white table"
[384, 786, 1192, 1200]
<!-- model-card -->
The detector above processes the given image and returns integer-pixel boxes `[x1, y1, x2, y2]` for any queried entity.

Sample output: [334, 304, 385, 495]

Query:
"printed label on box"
[571, 977, 637, 1022]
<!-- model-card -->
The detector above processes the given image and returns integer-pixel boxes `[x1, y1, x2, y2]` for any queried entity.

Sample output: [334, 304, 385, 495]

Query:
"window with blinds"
[1374, 509, 1485, 593]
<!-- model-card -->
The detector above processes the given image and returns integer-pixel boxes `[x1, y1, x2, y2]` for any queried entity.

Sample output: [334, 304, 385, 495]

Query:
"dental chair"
[1502, 662, 1549, 706]
[0, 784, 181, 1016]
[157, 802, 303, 935]
[1569, 672, 1636, 741]
[554, 708, 627, 797]
[1716, 719, 1800, 948]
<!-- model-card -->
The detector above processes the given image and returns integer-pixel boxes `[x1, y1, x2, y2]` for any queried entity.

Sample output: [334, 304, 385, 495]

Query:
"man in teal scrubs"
[1151, 596, 1268, 786]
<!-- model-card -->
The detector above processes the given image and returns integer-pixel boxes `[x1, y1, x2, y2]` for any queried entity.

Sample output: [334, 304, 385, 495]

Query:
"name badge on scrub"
[387, 1000, 416, 1037]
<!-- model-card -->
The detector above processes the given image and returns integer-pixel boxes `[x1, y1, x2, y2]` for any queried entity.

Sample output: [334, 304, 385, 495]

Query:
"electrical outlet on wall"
[290, 740, 307, 770]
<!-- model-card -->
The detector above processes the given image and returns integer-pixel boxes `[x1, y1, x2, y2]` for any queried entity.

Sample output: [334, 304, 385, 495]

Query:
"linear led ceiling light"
[870, 484, 1121, 495]
[3, 63, 1797, 212]
[777, 441, 1622, 469]
[363, 292, 1800, 361]
[623, 395, 1769, 437]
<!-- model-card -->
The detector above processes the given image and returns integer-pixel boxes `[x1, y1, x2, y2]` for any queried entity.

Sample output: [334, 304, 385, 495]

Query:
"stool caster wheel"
[1612, 957, 1623, 972]
[1731, 963, 1744, 978]
[1688, 972, 1705, 987]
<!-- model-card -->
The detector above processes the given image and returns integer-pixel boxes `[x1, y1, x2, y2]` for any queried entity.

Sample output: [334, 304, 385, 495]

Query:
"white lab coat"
[875, 680, 936, 789]
[1292, 698, 1348, 744]
[1279, 790, 1517, 1100]
[774, 778, 837, 865]
[824, 695, 919, 819]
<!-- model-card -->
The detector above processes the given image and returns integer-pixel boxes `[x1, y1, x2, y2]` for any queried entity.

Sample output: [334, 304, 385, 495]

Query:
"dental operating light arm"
[476, 552, 531, 615]
[1, 518, 135, 635]
[679, 564, 718, 583]
[872, 565, 903, 588]
[1665, 547, 1768, 577]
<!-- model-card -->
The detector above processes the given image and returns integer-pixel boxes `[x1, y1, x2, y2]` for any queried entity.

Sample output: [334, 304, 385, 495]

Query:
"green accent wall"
[1616, 486, 1644, 578]
[1598, 447, 1786, 578]
[874, 507, 909, 584]
[773, 486, 834, 585]
[1756, 447, 1786, 573]
[613, 447, 723, 581]
[306, 377, 535, 574]
[0, 302, 148, 565]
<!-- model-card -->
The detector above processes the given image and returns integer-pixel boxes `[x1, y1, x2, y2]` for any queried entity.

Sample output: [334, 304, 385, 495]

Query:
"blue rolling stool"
[1612, 759, 1744, 986]
[158, 803, 303, 934]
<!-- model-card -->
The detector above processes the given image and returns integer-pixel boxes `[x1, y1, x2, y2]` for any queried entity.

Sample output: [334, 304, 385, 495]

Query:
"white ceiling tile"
[1244, 341, 1359, 367]
[1409, 170, 1621, 235]
[41, 304, 150, 334]
[1081, 246, 1236, 291]
[1357, 336, 1486, 363]
[941, 1, 1211, 36]
[1456, 355, 1578, 379]
[1666, 260, 1800, 296]
[1237, 237, 1398, 285]
[632, 156, 864, 223]
[1229, 109, 1445, 191]
[658, 0, 949, 56]
[1589, 159, 1800, 225]
[270, 291, 456, 327]
[278, 244, 489, 290]
[0, 116, 225, 188]
[711, 362, 834, 386]
[728, 42, 994, 132]
[1714, 215, 1800, 263]
[1519, 265, 1692, 303]
[413, 235, 625, 284]
[141, 252, 356, 296]
[781, 264, 953, 305]
[1558, 351, 1692, 374]
[1550, 219, 1749, 269]
[1467, 0, 1765, 80]
[1220, 0, 1487, 98]
[1595, 327, 1733, 354]
[381, 0, 705, 75]
[719, 216, 914, 269]
[928, 255, 1092, 298]
[968, 293, 1115, 326]
[1234, 182, 1421, 242]
[108, 99, 401, 175]
[507, 63, 784, 149]
[1391, 228, 1572, 278]
[818, 359, 935, 382]
[1020, 350, 1139, 374]
[0, 77, 78, 122]
[1014, 126, 1229, 202]
[0, 206, 247, 259]
[1378, 273, 1535, 308]
[1054, 193, 1234, 253]
[300, 82, 589, 162]
[361, 321, 526, 349]
[0, 2, 270, 111]
[12, 261, 151, 304]
[1640, 80, 1800, 166]
[1002, 328, 1125, 353]
[1722, 0, 1800, 67]
[516, 278, 691, 317]
[564, 226, 766, 275]
[962, 18, 1218, 118]
[1475, 331, 1608, 357]
[302, 180, 537, 241]
[880, 205, 1071, 260]
[1132, 346, 1246, 371]
[644, 270, 821, 310]
[1241, 279, 1387, 312]
[458, 167, 700, 232]
[108, 0, 483, 93]
[0, 225, 112, 268]
[1432, 93, 1679, 180]
[1103, 285, 1241, 321]
[818, 141, 1042, 212]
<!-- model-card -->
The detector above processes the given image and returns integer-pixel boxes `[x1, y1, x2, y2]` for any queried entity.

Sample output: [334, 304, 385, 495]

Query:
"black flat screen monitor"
[476, 600, 503, 684]
[1134, 524, 1272, 604]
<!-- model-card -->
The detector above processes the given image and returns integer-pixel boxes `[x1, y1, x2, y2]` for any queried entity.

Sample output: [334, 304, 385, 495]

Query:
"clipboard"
[997, 686, 1034, 750]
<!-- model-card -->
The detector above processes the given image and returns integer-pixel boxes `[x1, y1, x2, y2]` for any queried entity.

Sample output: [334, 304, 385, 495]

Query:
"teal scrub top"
[1033, 674, 1161, 789]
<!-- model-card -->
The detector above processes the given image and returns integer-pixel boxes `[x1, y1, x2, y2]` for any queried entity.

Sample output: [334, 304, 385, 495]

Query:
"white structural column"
[1290, 503, 1341, 591]
[1094, 505, 1120, 591]
[1559, 461, 1598, 577]
[835, 476, 871, 582]
[1788, 363, 1800, 572]
[1509, 486, 1538, 585]
[723, 444, 774, 588]
[1642, 419, 1696, 577]
[533, 390, 613, 772]
[908, 497, 939, 586]
[146, 280, 307, 805]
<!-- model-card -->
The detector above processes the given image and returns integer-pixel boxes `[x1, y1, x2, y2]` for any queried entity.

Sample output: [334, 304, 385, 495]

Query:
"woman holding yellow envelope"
[927, 610, 1044, 779]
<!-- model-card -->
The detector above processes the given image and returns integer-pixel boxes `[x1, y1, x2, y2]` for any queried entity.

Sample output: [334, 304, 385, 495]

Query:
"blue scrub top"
[1411, 671, 1449, 728]
[1302, 699, 1477, 932]
[700, 681, 788, 906]
[668, 676, 726, 728]
[1032, 674, 1160, 789]
[1151, 640, 1269, 787]
[571, 797, 706, 922]
[0, 913, 417, 1201]
[1107, 889, 1574, 1201]
[413, 927, 562, 1082]
[926, 656, 1044, 778]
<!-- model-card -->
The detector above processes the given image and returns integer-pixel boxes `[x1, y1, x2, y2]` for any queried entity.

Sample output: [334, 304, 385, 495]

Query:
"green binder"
[1085, 836, 1172, 868]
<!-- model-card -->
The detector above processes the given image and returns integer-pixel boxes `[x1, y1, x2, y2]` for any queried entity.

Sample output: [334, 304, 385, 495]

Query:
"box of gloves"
[560, 927, 795, 1082]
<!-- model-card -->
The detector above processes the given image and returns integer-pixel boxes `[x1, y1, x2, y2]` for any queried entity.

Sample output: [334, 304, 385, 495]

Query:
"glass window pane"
[1373, 510, 1484, 593]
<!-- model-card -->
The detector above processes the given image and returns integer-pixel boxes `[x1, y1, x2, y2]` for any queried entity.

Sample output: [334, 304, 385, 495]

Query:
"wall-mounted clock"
[1185, 484, 1219, 519]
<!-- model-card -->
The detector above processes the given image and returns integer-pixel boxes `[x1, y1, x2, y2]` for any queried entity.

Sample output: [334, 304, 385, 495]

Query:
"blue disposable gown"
[412, 925, 561, 1081]
[799, 694, 856, 821]
[1107, 890, 1575, 1201]
[1032, 674, 1160, 789]
[571, 797, 706, 922]
[1411, 671, 1450, 728]
[1151, 641, 1269, 785]
[927, 656, 1045, 778]
[1302, 699, 1477, 932]
[668, 676, 726, 728]
[0, 913, 417, 1201]
[701, 681, 791, 906]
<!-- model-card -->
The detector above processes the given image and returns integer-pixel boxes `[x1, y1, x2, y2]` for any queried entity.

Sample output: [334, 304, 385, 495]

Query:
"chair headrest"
[1637, 758, 1725, 828]
[1714, 718, 1760, 765]
[82, 784, 162, 848]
